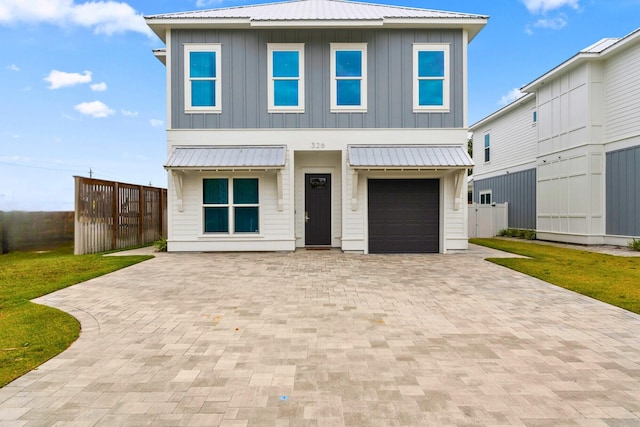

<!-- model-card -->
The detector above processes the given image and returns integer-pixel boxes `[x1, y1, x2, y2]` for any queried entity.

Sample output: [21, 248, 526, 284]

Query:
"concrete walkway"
[1, 246, 640, 426]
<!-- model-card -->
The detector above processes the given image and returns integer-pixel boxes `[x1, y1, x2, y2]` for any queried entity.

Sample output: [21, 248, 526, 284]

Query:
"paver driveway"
[1, 245, 640, 426]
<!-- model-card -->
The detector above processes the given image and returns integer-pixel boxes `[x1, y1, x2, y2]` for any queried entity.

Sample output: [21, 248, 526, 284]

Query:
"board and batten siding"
[473, 169, 536, 230]
[171, 29, 464, 130]
[605, 43, 640, 144]
[606, 146, 640, 237]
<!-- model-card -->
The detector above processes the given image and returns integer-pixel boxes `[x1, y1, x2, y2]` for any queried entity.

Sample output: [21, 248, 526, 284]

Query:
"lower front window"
[203, 178, 259, 234]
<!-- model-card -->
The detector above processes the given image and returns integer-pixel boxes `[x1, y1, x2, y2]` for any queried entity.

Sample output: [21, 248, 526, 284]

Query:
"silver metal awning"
[348, 145, 473, 169]
[164, 146, 286, 170]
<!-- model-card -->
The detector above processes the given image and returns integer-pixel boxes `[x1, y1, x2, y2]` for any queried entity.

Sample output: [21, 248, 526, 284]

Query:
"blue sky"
[1, 0, 639, 211]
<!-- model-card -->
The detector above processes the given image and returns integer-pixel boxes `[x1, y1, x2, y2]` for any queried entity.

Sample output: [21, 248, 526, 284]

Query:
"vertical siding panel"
[172, 28, 465, 130]
[474, 169, 536, 230]
[606, 146, 640, 236]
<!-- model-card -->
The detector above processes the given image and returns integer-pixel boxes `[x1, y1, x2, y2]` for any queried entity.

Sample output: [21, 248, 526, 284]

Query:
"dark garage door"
[368, 179, 440, 254]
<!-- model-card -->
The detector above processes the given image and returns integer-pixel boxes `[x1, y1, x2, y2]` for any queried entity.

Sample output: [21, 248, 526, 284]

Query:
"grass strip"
[471, 238, 640, 314]
[0, 244, 152, 387]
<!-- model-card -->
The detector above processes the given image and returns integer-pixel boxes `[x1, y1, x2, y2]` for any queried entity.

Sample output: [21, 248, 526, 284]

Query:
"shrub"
[153, 236, 167, 252]
[498, 228, 536, 240]
[629, 238, 640, 252]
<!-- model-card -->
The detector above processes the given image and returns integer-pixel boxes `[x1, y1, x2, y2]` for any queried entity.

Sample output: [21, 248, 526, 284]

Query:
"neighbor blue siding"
[606, 146, 640, 236]
[170, 29, 464, 129]
[474, 169, 536, 230]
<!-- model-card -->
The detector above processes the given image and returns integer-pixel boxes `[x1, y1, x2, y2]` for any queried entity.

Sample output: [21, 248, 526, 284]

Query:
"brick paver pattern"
[1, 245, 639, 426]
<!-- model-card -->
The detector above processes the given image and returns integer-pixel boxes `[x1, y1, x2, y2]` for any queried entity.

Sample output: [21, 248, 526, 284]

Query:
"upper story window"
[267, 43, 305, 113]
[533, 110, 538, 125]
[184, 44, 222, 113]
[330, 43, 367, 112]
[484, 133, 491, 162]
[413, 44, 450, 112]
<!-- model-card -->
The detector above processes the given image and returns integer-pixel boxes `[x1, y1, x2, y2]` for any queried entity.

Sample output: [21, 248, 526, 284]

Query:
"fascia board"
[520, 53, 597, 93]
[469, 93, 535, 131]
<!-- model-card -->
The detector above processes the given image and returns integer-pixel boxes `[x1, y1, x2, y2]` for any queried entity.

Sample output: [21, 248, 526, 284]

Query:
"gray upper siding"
[170, 28, 464, 129]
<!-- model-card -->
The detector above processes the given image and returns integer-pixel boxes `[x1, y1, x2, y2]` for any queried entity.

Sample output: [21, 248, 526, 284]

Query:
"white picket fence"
[468, 203, 508, 238]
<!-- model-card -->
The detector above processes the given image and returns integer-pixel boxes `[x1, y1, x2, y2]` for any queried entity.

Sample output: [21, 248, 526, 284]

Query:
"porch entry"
[305, 173, 331, 246]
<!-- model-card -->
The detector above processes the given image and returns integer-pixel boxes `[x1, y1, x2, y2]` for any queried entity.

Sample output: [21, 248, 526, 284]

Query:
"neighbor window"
[479, 191, 492, 205]
[533, 110, 537, 125]
[267, 43, 305, 113]
[184, 44, 222, 113]
[330, 43, 367, 112]
[203, 178, 259, 234]
[484, 133, 491, 162]
[413, 44, 450, 112]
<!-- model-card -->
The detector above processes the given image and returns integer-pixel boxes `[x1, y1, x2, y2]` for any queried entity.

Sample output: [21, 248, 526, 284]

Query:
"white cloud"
[522, 0, 580, 14]
[90, 82, 107, 92]
[195, 0, 226, 7]
[532, 15, 568, 30]
[150, 119, 164, 128]
[75, 101, 115, 118]
[121, 109, 139, 117]
[6, 64, 20, 71]
[499, 88, 526, 106]
[0, 0, 154, 38]
[44, 69, 92, 89]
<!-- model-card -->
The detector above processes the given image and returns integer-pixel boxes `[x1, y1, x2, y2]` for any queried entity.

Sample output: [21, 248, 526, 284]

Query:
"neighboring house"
[471, 28, 640, 245]
[145, 0, 488, 253]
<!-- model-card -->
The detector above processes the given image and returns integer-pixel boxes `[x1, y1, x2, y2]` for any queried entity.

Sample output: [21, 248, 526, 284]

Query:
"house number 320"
[311, 142, 325, 149]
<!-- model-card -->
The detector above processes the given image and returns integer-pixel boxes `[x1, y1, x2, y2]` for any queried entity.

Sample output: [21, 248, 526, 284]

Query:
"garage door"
[368, 179, 439, 253]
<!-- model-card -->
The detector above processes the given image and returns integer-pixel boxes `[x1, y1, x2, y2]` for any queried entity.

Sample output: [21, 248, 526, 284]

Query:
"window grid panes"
[413, 44, 449, 112]
[331, 44, 367, 111]
[484, 134, 491, 163]
[203, 178, 259, 234]
[185, 45, 221, 113]
[268, 44, 304, 112]
[480, 192, 492, 205]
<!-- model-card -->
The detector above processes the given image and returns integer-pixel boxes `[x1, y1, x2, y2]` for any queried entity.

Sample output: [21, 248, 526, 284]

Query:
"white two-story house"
[471, 28, 640, 245]
[146, 0, 487, 253]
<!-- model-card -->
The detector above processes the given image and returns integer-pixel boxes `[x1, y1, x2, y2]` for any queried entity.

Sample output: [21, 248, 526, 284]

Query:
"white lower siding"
[166, 128, 471, 253]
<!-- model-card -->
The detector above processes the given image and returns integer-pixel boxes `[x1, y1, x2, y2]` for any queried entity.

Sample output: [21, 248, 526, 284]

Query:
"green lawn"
[471, 238, 640, 314]
[0, 244, 152, 387]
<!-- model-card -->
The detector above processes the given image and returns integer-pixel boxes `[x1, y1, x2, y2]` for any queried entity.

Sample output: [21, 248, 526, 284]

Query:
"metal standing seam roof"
[164, 146, 287, 169]
[145, 0, 487, 21]
[348, 145, 473, 168]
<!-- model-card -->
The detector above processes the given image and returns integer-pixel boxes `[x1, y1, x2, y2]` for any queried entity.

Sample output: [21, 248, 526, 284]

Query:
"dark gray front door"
[368, 179, 440, 253]
[305, 174, 331, 246]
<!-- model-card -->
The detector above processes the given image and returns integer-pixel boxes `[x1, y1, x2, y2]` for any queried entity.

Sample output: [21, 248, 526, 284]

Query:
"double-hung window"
[479, 190, 492, 205]
[413, 44, 450, 112]
[184, 44, 222, 113]
[203, 178, 260, 234]
[267, 44, 305, 113]
[330, 43, 367, 112]
[484, 133, 491, 162]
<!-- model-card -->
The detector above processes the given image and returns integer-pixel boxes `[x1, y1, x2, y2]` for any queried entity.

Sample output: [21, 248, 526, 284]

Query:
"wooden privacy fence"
[74, 176, 167, 255]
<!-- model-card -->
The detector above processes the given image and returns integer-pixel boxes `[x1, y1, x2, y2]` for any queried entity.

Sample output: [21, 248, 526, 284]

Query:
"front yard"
[0, 244, 151, 387]
[471, 238, 640, 314]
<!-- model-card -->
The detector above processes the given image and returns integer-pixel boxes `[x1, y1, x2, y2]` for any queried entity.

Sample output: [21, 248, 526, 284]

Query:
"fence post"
[0, 211, 8, 254]
[138, 185, 144, 246]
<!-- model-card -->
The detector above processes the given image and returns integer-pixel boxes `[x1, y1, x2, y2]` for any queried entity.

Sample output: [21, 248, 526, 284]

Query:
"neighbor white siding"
[472, 95, 537, 180]
[605, 43, 640, 145]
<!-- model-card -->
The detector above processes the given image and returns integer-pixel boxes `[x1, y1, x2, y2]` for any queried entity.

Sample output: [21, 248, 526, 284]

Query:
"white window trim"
[267, 43, 305, 113]
[184, 44, 222, 114]
[330, 43, 367, 113]
[484, 133, 491, 163]
[479, 190, 492, 205]
[202, 177, 261, 235]
[413, 43, 450, 113]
